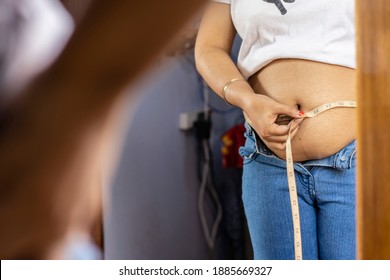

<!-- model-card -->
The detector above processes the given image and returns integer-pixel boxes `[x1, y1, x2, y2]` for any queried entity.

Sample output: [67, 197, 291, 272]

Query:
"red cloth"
[221, 123, 246, 169]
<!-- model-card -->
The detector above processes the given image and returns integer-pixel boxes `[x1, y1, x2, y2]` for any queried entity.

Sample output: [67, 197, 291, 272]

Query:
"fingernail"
[298, 110, 305, 117]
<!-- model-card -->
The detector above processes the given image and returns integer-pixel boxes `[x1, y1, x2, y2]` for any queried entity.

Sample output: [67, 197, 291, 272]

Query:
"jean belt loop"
[248, 126, 253, 137]
[250, 126, 260, 154]
[255, 137, 260, 154]
[334, 142, 356, 170]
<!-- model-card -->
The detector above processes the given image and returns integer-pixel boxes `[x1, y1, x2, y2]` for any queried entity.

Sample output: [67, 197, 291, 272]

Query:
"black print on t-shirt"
[262, 0, 296, 15]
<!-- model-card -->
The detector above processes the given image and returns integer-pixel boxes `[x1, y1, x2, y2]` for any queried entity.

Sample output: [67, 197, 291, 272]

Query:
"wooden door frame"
[356, 0, 390, 259]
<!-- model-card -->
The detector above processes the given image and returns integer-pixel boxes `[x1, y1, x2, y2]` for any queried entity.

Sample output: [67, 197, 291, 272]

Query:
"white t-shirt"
[213, 0, 355, 79]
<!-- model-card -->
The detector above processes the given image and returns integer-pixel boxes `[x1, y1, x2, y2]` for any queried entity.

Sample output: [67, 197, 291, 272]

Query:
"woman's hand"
[242, 93, 304, 152]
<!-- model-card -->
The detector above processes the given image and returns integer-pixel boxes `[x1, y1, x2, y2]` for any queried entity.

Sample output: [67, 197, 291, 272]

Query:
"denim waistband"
[244, 122, 356, 172]
[300, 141, 356, 170]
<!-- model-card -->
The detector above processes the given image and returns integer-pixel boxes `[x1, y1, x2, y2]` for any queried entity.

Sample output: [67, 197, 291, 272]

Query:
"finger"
[267, 119, 300, 137]
[261, 138, 280, 151]
[275, 114, 294, 125]
[275, 103, 304, 119]
[267, 141, 286, 151]
[289, 125, 300, 141]
[265, 134, 289, 143]
[289, 118, 304, 131]
[264, 126, 299, 143]
[265, 125, 299, 143]
[268, 123, 290, 136]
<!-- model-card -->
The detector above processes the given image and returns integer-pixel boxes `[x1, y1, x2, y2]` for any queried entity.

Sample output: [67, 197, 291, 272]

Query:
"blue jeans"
[239, 122, 356, 260]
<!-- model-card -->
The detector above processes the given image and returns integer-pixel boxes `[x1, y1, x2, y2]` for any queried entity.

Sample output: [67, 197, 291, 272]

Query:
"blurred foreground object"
[0, 0, 207, 259]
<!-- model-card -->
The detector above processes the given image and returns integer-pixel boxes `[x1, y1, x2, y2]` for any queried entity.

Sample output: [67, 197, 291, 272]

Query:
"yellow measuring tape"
[244, 100, 357, 260]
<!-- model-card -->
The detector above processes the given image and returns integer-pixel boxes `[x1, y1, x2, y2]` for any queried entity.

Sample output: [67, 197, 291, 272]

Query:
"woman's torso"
[248, 59, 356, 162]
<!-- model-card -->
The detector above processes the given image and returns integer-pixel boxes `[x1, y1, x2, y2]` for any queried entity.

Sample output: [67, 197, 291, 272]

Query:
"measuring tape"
[244, 100, 357, 260]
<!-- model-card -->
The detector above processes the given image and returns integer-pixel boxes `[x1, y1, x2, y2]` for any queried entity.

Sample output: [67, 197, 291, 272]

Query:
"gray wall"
[104, 45, 246, 259]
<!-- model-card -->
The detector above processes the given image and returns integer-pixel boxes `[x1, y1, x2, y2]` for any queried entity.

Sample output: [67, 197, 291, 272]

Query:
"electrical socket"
[179, 110, 210, 131]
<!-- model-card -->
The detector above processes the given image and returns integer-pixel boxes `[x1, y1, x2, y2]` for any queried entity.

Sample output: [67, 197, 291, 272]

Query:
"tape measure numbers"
[244, 100, 357, 260]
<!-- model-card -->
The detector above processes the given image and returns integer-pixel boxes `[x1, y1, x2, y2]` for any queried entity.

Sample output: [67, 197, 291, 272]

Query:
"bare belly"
[248, 59, 356, 162]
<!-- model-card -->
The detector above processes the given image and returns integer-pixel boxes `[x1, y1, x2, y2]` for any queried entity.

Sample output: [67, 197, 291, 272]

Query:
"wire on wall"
[194, 86, 223, 256]
[198, 139, 222, 252]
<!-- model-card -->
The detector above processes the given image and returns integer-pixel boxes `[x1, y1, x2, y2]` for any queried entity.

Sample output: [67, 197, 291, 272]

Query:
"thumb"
[276, 103, 304, 119]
